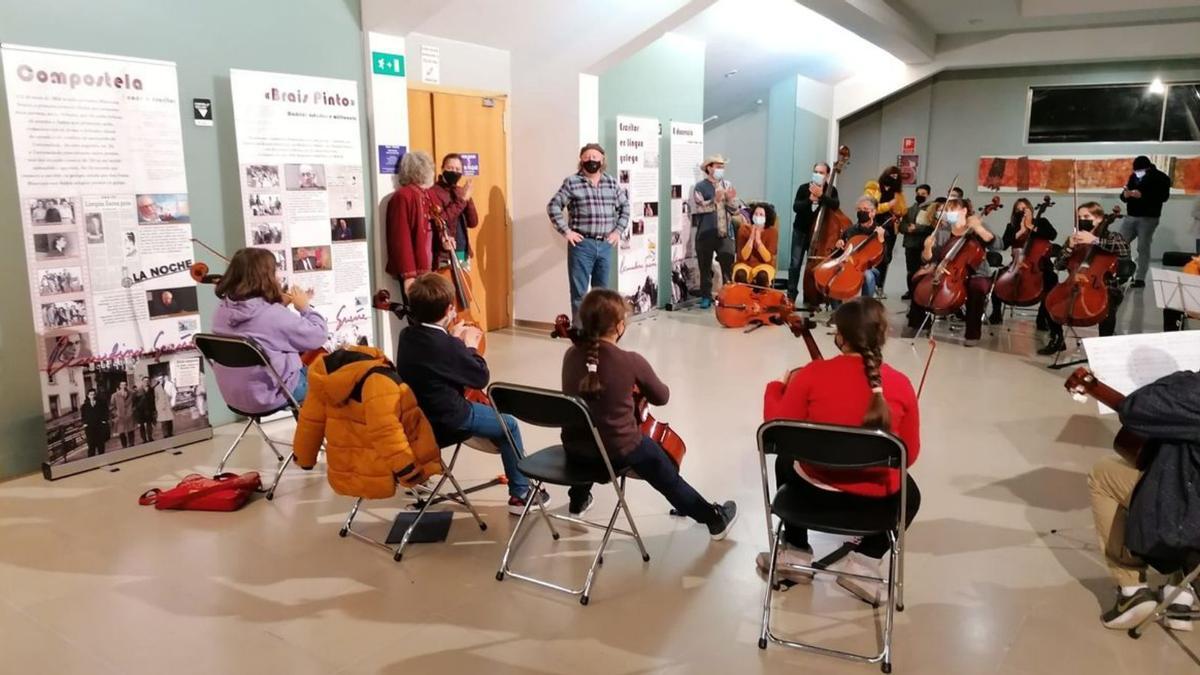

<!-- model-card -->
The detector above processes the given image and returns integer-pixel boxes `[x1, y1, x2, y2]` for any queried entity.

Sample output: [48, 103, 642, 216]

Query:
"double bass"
[911, 203, 988, 316]
[1044, 206, 1124, 327]
[801, 146, 853, 305]
[550, 314, 686, 469]
[993, 195, 1055, 306]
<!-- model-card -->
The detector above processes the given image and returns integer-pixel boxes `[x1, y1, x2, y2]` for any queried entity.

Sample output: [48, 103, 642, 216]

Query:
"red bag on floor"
[138, 472, 262, 511]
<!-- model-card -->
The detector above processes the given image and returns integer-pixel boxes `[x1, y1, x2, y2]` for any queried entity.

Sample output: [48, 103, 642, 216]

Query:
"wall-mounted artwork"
[978, 155, 1200, 194]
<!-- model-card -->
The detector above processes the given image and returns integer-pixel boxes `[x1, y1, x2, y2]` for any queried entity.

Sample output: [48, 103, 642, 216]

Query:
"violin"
[427, 197, 487, 354]
[1044, 205, 1124, 327]
[801, 146, 853, 305]
[189, 240, 326, 365]
[993, 195, 1055, 307]
[550, 314, 685, 469]
[810, 219, 888, 301]
[714, 282, 795, 329]
[1063, 367, 1147, 468]
[978, 195, 1004, 216]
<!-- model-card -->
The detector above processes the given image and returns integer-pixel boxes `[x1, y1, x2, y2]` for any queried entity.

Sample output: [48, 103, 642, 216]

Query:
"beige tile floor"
[2, 299, 1197, 674]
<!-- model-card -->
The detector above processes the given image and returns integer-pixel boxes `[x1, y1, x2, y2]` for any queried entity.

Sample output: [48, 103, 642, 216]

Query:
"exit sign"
[372, 52, 405, 77]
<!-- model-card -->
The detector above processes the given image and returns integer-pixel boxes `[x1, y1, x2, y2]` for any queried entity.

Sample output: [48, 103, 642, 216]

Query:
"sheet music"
[1150, 266, 1200, 313]
[1082, 331, 1200, 414]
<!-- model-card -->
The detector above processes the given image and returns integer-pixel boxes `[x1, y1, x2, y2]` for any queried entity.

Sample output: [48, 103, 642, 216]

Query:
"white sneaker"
[828, 551, 887, 605]
[756, 546, 814, 584]
[1163, 585, 1196, 632]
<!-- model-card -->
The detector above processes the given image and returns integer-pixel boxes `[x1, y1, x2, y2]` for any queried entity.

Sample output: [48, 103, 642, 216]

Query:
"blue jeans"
[862, 268, 880, 298]
[290, 366, 309, 406]
[567, 237, 614, 322]
[567, 436, 714, 524]
[1119, 215, 1159, 282]
[456, 401, 530, 498]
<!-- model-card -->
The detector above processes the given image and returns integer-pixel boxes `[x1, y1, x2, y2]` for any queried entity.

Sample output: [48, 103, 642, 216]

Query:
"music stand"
[1151, 266, 1200, 321]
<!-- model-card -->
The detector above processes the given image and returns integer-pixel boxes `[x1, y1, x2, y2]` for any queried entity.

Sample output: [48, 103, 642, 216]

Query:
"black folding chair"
[193, 333, 303, 500]
[1130, 553, 1200, 639]
[756, 420, 909, 673]
[488, 382, 650, 606]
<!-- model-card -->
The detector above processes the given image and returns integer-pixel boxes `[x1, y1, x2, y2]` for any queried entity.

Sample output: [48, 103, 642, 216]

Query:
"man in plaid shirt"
[547, 143, 630, 322]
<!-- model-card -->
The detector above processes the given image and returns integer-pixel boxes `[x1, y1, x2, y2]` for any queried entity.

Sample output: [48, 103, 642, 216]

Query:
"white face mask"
[812, 172, 825, 184]
[945, 211, 962, 226]
[712, 168, 725, 180]
[1134, 169, 1146, 179]
[752, 215, 766, 226]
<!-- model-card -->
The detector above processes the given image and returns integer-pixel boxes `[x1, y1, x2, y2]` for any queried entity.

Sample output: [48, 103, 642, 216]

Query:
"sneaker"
[568, 493, 594, 517]
[828, 551, 887, 605]
[697, 297, 713, 310]
[900, 292, 912, 300]
[964, 338, 979, 348]
[1101, 587, 1158, 629]
[1131, 279, 1146, 289]
[1163, 585, 1196, 632]
[875, 290, 888, 300]
[755, 546, 814, 584]
[1037, 335, 1066, 356]
[508, 488, 551, 516]
[988, 312, 1003, 325]
[707, 500, 738, 541]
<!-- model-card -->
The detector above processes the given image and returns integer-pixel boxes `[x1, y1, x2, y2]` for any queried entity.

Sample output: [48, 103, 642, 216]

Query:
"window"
[69, 393, 79, 411]
[48, 395, 59, 418]
[1028, 81, 1200, 143]
[1164, 83, 1200, 142]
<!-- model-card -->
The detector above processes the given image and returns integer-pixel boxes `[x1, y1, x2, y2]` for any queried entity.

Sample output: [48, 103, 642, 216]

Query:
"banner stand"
[43, 427, 212, 480]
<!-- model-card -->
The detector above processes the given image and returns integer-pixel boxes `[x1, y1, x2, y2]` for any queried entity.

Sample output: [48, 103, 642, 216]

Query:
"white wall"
[405, 33, 511, 92]
[704, 105, 768, 202]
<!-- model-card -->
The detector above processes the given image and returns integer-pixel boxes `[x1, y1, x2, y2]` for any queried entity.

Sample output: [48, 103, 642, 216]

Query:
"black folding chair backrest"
[194, 333, 271, 369]
[985, 250, 1003, 268]
[1116, 259, 1137, 283]
[488, 382, 605, 459]
[1162, 251, 1194, 268]
[758, 420, 906, 472]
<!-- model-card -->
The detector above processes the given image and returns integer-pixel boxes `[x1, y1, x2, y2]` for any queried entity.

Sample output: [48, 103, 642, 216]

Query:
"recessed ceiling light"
[755, 98, 763, 105]
[1149, 77, 1166, 95]
[724, 69, 739, 78]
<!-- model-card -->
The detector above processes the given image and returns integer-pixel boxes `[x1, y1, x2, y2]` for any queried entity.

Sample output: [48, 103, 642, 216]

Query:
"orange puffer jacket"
[294, 346, 441, 499]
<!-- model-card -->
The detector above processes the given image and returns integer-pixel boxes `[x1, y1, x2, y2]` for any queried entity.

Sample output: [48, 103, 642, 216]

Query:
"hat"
[702, 154, 727, 169]
[1133, 155, 1152, 170]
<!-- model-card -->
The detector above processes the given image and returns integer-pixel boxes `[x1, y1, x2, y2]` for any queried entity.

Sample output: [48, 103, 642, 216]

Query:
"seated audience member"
[760, 297, 920, 602]
[210, 248, 327, 412]
[393, 273, 545, 515]
[293, 345, 442, 498]
[561, 288, 738, 539]
[1089, 370, 1200, 631]
[732, 202, 779, 287]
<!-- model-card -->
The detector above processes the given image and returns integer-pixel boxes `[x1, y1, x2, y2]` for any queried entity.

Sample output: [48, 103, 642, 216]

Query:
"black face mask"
[1077, 218, 1095, 232]
[581, 160, 602, 174]
[441, 171, 461, 186]
[856, 210, 872, 224]
[914, 194, 927, 205]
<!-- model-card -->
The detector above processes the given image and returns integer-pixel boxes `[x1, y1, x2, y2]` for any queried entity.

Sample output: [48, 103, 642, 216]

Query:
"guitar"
[1063, 367, 1148, 467]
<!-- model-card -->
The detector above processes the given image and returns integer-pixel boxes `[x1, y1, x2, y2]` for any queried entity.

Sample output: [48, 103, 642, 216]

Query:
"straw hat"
[702, 154, 728, 169]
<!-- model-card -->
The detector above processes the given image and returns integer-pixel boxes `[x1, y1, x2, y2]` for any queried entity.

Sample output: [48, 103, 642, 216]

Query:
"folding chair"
[193, 333, 302, 500]
[1129, 554, 1200, 639]
[488, 382, 650, 606]
[756, 420, 908, 673]
[338, 430, 488, 562]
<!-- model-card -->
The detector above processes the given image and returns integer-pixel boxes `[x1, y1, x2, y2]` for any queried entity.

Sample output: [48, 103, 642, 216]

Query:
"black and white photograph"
[619, 169, 630, 184]
[37, 267, 85, 297]
[41, 300, 87, 328]
[643, 201, 659, 217]
[84, 212, 104, 243]
[136, 193, 190, 224]
[28, 197, 77, 225]
[244, 164, 280, 189]
[177, 317, 199, 336]
[292, 245, 332, 272]
[330, 217, 366, 241]
[671, 184, 683, 199]
[284, 163, 327, 190]
[250, 222, 284, 245]
[123, 231, 138, 258]
[145, 286, 199, 319]
[43, 331, 91, 363]
[632, 218, 645, 235]
[34, 232, 77, 260]
[248, 193, 283, 216]
[270, 248, 287, 271]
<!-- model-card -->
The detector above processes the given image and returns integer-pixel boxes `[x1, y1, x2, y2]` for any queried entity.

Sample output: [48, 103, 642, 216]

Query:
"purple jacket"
[210, 297, 327, 414]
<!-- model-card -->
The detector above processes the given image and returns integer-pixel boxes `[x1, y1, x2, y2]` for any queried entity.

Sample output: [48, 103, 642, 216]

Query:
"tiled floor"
[1, 299, 1197, 674]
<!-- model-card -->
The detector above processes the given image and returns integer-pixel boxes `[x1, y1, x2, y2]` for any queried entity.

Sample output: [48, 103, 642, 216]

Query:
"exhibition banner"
[616, 115, 659, 315]
[230, 69, 373, 349]
[669, 121, 704, 301]
[1, 44, 211, 478]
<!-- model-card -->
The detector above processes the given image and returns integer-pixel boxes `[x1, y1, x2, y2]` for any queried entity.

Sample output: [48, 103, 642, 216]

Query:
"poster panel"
[230, 69, 373, 350]
[670, 121, 704, 301]
[977, 154, 1200, 194]
[616, 115, 660, 315]
[2, 43, 211, 478]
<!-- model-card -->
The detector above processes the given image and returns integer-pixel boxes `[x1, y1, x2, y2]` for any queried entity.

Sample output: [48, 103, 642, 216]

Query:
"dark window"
[1163, 83, 1200, 142]
[1028, 85, 1163, 143]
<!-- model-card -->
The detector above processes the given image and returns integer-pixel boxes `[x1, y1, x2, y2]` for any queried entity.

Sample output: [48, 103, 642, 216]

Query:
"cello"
[911, 190, 988, 316]
[1044, 205, 1124, 327]
[809, 215, 891, 301]
[550, 314, 686, 469]
[993, 195, 1055, 306]
[714, 282, 794, 329]
[801, 146, 853, 306]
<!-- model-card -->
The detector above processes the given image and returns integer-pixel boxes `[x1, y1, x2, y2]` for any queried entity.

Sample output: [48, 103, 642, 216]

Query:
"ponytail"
[573, 289, 627, 400]
[832, 297, 892, 430]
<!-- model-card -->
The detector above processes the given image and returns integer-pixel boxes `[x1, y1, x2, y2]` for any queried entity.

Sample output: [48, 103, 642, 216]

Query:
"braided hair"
[832, 297, 891, 430]
[575, 289, 627, 400]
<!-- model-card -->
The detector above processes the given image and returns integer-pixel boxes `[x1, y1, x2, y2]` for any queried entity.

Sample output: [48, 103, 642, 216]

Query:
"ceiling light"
[755, 98, 763, 105]
[703, 115, 720, 124]
[724, 69, 738, 78]
[1148, 78, 1165, 95]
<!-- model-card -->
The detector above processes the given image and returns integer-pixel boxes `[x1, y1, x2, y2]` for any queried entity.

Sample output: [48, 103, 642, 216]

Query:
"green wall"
[598, 34, 705, 307]
[0, 0, 371, 479]
[766, 75, 830, 272]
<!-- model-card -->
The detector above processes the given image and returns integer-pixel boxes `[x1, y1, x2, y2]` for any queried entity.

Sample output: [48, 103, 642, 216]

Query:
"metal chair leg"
[614, 476, 650, 562]
[496, 479, 541, 581]
[912, 312, 933, 345]
[881, 532, 899, 673]
[216, 418, 254, 473]
[393, 469, 454, 562]
[444, 471, 487, 532]
[256, 420, 287, 461]
[1129, 562, 1200, 638]
[759, 520, 784, 649]
[580, 502, 622, 606]
[339, 497, 363, 537]
[264, 452, 292, 501]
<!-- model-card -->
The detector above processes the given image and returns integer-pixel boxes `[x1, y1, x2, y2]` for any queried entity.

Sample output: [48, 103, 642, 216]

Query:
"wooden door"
[407, 90, 434, 155]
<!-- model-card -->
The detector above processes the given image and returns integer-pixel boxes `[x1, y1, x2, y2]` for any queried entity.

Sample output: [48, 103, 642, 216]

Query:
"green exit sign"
[372, 52, 405, 77]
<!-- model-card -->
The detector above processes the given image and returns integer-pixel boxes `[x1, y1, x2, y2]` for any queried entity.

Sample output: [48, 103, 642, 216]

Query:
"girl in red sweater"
[759, 296, 920, 603]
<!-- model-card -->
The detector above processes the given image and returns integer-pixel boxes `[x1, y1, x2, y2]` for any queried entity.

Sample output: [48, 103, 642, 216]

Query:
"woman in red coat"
[760, 297, 921, 603]
[385, 150, 436, 294]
